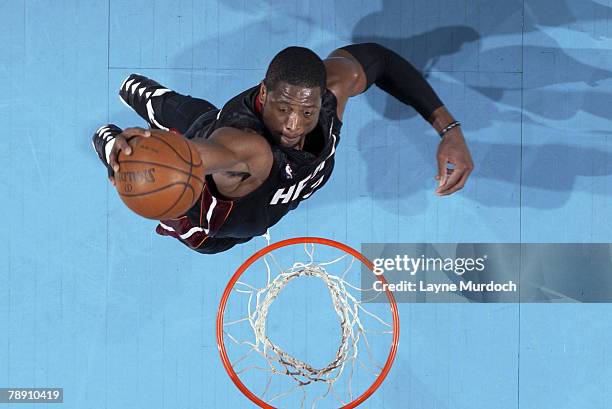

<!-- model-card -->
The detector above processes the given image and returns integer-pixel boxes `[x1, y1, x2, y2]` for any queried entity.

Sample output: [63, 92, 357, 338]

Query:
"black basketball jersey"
[170, 85, 342, 244]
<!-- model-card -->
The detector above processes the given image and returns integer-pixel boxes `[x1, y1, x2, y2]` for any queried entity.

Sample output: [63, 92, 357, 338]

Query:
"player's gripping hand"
[435, 127, 474, 196]
[107, 127, 152, 185]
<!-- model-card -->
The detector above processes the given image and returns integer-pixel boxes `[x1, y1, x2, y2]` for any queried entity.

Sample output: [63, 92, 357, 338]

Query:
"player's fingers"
[121, 127, 151, 138]
[116, 136, 132, 155]
[436, 166, 462, 194]
[109, 151, 119, 172]
[109, 175, 116, 186]
[436, 157, 448, 187]
[436, 155, 447, 178]
[443, 171, 470, 195]
[437, 167, 469, 195]
[109, 137, 131, 172]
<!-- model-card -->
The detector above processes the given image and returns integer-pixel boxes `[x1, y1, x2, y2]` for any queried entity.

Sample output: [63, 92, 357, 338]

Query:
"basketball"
[114, 130, 204, 220]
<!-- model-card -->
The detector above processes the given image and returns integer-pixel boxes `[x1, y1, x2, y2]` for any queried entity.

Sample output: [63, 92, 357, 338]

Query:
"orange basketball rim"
[216, 237, 400, 409]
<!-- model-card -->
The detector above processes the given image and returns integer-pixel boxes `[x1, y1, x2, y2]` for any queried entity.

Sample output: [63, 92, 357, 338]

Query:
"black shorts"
[155, 92, 218, 134]
[191, 236, 252, 254]
[155, 215, 252, 254]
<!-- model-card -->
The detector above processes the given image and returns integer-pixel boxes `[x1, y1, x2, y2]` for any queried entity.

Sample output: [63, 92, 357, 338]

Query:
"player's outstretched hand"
[435, 128, 474, 196]
[108, 127, 152, 185]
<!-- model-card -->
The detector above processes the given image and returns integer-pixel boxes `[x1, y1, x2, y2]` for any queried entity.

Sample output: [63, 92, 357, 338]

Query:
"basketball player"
[93, 44, 473, 254]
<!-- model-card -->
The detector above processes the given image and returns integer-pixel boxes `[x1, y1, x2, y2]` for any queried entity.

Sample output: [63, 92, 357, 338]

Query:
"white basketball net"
[222, 243, 393, 408]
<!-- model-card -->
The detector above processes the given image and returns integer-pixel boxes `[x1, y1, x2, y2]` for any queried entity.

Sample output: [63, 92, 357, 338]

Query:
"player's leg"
[155, 219, 251, 254]
[119, 74, 217, 134]
[155, 216, 252, 254]
[192, 236, 252, 254]
[92, 75, 216, 173]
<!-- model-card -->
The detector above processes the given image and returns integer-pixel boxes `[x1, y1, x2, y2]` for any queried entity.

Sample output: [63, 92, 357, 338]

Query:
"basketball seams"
[119, 183, 195, 219]
[150, 133, 194, 166]
[125, 134, 203, 169]
[118, 159, 205, 185]
[159, 136, 194, 220]
[152, 184, 195, 220]
[184, 137, 194, 209]
[117, 133, 204, 220]
[188, 136, 203, 167]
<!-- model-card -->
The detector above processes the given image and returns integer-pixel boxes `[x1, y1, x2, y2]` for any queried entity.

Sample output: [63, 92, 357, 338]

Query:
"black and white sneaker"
[92, 124, 123, 177]
[119, 74, 173, 130]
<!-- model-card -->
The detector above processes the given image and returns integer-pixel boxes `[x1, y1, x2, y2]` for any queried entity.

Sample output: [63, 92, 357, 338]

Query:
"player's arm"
[324, 43, 473, 195]
[107, 127, 272, 183]
[191, 127, 273, 180]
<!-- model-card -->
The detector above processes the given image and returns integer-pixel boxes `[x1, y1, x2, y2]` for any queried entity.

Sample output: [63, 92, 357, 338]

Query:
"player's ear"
[259, 81, 267, 103]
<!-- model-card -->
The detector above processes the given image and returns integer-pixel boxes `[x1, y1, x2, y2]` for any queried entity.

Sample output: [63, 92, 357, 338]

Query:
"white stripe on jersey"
[204, 196, 217, 234]
[325, 118, 336, 160]
[146, 99, 169, 130]
[158, 222, 205, 239]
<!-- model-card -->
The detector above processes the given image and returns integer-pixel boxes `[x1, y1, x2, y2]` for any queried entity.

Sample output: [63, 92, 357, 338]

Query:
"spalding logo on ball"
[115, 130, 204, 219]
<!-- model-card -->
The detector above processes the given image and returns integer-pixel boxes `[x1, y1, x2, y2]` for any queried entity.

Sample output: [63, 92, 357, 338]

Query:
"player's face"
[259, 82, 322, 149]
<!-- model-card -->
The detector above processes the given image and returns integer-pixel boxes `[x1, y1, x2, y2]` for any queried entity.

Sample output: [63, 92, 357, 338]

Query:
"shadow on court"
[164, 0, 612, 215]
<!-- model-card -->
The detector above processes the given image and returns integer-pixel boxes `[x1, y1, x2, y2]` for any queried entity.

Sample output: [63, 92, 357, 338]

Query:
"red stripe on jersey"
[155, 182, 234, 249]
[254, 91, 263, 116]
